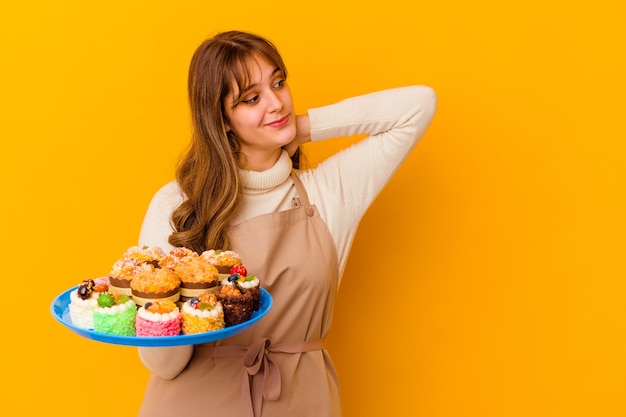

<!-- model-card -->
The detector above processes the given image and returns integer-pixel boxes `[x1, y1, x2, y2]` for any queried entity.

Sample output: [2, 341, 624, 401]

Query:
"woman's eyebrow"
[241, 67, 282, 94]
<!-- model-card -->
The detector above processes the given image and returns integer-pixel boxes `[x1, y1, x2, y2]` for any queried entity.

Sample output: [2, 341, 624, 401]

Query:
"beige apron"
[138, 171, 342, 417]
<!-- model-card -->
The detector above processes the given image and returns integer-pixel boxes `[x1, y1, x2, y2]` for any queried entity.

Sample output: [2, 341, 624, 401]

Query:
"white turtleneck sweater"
[139, 85, 436, 278]
[137, 85, 436, 378]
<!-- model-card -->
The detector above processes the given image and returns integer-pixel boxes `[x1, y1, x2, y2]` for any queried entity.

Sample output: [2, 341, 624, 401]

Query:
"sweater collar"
[239, 150, 293, 194]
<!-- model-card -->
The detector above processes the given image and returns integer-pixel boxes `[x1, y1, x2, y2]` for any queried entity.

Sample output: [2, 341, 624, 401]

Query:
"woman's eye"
[274, 79, 285, 88]
[241, 95, 259, 105]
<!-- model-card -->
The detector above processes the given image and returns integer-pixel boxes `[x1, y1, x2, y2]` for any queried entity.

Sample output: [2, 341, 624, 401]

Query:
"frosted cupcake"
[217, 273, 256, 327]
[93, 293, 137, 336]
[181, 293, 225, 334]
[124, 245, 167, 266]
[130, 266, 181, 307]
[68, 278, 109, 329]
[109, 257, 148, 297]
[109, 246, 166, 296]
[165, 253, 219, 302]
[159, 247, 199, 269]
[227, 265, 261, 311]
[136, 300, 181, 337]
[201, 250, 242, 280]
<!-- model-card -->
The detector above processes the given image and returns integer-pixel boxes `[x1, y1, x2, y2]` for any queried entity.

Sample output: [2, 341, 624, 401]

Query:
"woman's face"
[223, 55, 296, 171]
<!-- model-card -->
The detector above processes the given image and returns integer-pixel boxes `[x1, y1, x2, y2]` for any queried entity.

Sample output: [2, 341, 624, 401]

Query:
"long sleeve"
[138, 345, 194, 379]
[301, 85, 437, 279]
[138, 180, 182, 252]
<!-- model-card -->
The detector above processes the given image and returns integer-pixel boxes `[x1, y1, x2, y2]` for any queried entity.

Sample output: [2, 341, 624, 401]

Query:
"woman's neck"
[238, 148, 282, 171]
[239, 150, 292, 194]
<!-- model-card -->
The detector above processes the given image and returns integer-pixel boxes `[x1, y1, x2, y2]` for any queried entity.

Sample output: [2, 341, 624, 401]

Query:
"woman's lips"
[266, 115, 289, 128]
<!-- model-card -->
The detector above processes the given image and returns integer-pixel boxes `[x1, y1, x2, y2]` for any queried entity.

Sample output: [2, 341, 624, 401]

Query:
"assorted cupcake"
[108, 246, 166, 296]
[228, 265, 261, 311]
[217, 269, 258, 327]
[136, 300, 181, 337]
[181, 293, 225, 334]
[159, 247, 198, 267]
[93, 292, 137, 336]
[161, 249, 219, 302]
[65, 246, 261, 336]
[201, 250, 243, 280]
[130, 266, 181, 307]
[68, 278, 109, 329]
[124, 245, 167, 266]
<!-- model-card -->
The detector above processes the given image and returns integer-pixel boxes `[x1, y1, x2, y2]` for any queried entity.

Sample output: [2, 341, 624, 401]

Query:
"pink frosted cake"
[136, 300, 181, 336]
[181, 293, 225, 335]
[93, 293, 137, 336]
[68, 278, 109, 329]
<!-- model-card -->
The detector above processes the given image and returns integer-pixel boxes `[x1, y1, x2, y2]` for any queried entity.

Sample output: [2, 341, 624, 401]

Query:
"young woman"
[136, 30, 436, 417]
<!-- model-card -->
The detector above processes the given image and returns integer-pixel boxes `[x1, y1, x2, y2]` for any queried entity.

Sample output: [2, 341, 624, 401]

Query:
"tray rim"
[50, 285, 272, 347]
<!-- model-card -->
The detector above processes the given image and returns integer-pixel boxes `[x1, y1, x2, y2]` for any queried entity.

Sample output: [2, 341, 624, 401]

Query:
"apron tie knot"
[237, 338, 325, 417]
[196, 339, 324, 417]
[242, 338, 281, 417]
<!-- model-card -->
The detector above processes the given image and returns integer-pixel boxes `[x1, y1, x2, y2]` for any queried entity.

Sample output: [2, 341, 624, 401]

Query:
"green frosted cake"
[93, 293, 137, 336]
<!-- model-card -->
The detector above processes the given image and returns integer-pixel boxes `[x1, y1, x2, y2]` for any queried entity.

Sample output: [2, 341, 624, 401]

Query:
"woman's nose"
[266, 90, 283, 112]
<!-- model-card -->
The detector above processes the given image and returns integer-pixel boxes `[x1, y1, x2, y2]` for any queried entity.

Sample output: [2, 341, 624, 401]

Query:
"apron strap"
[291, 171, 315, 217]
[198, 338, 324, 417]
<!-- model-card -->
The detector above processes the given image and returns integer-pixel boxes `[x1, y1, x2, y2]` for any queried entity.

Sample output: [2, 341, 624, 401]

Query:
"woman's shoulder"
[148, 180, 184, 206]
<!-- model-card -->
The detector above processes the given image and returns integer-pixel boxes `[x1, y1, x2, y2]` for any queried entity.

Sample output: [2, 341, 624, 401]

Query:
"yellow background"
[1, 0, 625, 416]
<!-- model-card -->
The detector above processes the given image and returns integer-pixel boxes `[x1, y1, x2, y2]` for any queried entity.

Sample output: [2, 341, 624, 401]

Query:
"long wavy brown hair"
[168, 31, 302, 253]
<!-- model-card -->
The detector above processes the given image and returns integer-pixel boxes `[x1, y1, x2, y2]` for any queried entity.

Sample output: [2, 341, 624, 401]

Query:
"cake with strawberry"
[201, 249, 243, 280]
[161, 248, 219, 302]
[181, 293, 225, 334]
[217, 268, 259, 327]
[136, 300, 181, 337]
[93, 292, 137, 336]
[130, 266, 181, 307]
[68, 278, 109, 329]
[228, 265, 261, 311]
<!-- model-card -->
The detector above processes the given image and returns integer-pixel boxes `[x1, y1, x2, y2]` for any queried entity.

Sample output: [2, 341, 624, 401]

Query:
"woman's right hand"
[283, 114, 311, 156]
